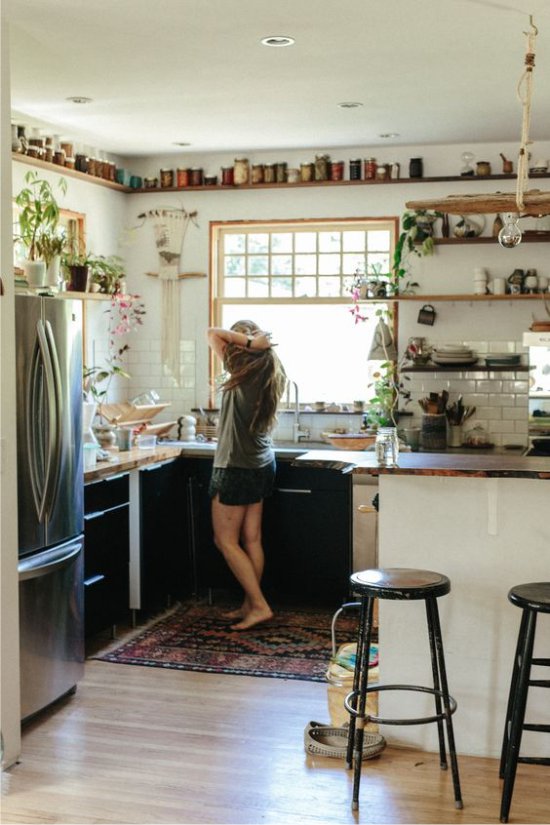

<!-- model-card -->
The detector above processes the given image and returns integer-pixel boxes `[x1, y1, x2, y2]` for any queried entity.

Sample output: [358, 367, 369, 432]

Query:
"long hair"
[222, 320, 287, 434]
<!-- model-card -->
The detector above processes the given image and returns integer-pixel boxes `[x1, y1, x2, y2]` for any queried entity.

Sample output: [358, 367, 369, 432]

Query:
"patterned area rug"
[93, 600, 361, 682]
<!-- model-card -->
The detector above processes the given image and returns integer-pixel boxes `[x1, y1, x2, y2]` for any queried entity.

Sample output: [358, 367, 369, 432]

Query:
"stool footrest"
[345, 684, 457, 727]
[528, 679, 550, 688]
[523, 723, 550, 733]
[532, 658, 550, 667]
[518, 756, 550, 766]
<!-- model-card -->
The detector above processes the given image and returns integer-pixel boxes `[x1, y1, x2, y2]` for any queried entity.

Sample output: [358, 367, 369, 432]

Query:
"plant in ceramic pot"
[14, 171, 67, 287]
[391, 209, 442, 294]
[61, 246, 94, 292]
[89, 254, 126, 294]
[36, 230, 66, 287]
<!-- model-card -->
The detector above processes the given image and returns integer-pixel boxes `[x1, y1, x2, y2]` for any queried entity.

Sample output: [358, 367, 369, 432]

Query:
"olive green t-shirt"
[213, 382, 273, 469]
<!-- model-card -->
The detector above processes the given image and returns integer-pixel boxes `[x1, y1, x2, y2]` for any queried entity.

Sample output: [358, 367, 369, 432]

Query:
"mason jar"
[375, 427, 399, 466]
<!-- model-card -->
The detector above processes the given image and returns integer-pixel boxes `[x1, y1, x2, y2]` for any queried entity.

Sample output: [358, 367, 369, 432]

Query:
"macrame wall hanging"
[136, 207, 204, 382]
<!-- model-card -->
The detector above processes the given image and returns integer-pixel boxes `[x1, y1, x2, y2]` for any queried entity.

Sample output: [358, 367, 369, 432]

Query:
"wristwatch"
[246, 335, 253, 348]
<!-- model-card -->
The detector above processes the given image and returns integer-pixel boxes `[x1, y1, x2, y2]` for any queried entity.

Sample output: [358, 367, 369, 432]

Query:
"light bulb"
[498, 213, 522, 248]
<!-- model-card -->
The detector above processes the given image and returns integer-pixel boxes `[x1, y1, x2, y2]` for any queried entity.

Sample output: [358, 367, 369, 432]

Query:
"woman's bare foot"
[231, 606, 274, 632]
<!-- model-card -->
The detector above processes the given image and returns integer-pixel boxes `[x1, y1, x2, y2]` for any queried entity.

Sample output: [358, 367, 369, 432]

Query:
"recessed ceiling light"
[66, 96, 93, 104]
[379, 132, 400, 139]
[173, 142, 191, 147]
[338, 101, 363, 109]
[261, 35, 295, 47]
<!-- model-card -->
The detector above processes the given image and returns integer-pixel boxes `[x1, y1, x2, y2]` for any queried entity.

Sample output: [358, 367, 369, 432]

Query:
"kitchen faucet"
[289, 380, 311, 443]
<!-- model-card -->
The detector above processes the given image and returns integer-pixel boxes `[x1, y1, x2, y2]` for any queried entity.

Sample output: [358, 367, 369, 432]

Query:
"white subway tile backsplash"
[493, 394, 517, 406]
[476, 380, 503, 392]
[502, 407, 526, 420]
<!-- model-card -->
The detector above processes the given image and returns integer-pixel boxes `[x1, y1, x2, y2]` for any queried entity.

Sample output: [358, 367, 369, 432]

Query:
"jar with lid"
[251, 164, 264, 184]
[300, 162, 314, 183]
[349, 158, 362, 180]
[330, 161, 344, 182]
[160, 168, 174, 188]
[390, 161, 400, 180]
[476, 161, 491, 176]
[190, 168, 204, 186]
[177, 168, 190, 188]
[314, 154, 330, 181]
[364, 158, 377, 179]
[375, 427, 399, 467]
[375, 164, 390, 181]
[233, 157, 249, 185]
[276, 162, 287, 183]
[409, 157, 423, 178]
[221, 166, 234, 186]
[264, 163, 276, 184]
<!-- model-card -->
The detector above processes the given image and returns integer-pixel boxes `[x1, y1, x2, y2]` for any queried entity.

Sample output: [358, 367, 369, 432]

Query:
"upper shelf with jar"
[13, 152, 550, 195]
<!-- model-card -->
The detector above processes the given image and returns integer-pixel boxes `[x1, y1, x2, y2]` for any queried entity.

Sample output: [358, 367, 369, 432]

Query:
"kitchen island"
[296, 449, 550, 759]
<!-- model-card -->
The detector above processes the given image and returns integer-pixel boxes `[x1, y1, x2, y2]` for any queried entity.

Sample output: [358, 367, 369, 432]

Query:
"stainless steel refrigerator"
[16, 294, 85, 721]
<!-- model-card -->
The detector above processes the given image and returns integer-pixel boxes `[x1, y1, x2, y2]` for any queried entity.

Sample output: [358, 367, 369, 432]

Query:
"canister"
[476, 161, 491, 176]
[190, 168, 204, 186]
[204, 175, 218, 186]
[53, 149, 66, 166]
[287, 168, 300, 184]
[276, 162, 287, 183]
[144, 177, 158, 189]
[233, 157, 249, 185]
[263, 163, 276, 183]
[330, 161, 344, 181]
[390, 161, 400, 179]
[409, 157, 423, 178]
[314, 155, 329, 181]
[364, 158, 377, 179]
[300, 162, 314, 183]
[349, 158, 362, 180]
[177, 168, 190, 187]
[375, 164, 389, 181]
[221, 166, 234, 185]
[251, 164, 264, 184]
[160, 168, 174, 188]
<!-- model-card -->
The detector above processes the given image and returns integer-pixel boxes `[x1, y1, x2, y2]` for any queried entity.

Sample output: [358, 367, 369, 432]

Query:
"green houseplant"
[89, 255, 125, 294]
[14, 171, 67, 286]
[391, 209, 442, 294]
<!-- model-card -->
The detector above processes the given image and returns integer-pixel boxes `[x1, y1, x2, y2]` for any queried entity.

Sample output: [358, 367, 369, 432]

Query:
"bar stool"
[344, 567, 462, 811]
[499, 582, 550, 824]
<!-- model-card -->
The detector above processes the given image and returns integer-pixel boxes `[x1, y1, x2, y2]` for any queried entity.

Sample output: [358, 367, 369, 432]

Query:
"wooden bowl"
[324, 433, 376, 451]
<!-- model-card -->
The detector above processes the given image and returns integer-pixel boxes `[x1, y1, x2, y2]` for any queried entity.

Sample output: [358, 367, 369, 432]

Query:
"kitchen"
[1, 1, 550, 823]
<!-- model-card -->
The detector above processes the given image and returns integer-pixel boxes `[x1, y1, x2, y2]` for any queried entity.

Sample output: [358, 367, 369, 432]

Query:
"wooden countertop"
[84, 445, 183, 482]
[295, 450, 550, 479]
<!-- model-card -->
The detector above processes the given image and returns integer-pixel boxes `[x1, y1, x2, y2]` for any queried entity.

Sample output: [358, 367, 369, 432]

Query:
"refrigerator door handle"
[26, 327, 45, 520]
[32, 320, 62, 522]
[18, 539, 83, 582]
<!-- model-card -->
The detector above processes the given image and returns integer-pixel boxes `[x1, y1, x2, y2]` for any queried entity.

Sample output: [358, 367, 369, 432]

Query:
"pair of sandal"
[304, 720, 386, 760]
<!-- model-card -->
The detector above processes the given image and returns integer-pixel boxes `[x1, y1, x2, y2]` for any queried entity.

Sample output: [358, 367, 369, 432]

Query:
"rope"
[515, 16, 538, 212]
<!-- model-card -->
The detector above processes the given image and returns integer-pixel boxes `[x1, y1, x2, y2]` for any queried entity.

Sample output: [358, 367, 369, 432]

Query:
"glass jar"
[364, 158, 377, 179]
[233, 157, 249, 185]
[409, 157, 423, 178]
[375, 427, 399, 466]
[349, 158, 362, 180]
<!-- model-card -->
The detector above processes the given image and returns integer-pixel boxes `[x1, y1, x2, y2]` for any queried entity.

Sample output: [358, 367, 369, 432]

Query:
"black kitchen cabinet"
[187, 457, 352, 607]
[84, 472, 130, 637]
[138, 458, 191, 615]
[263, 462, 352, 606]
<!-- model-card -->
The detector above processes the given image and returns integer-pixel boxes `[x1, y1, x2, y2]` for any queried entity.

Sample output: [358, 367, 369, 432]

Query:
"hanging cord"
[515, 15, 538, 212]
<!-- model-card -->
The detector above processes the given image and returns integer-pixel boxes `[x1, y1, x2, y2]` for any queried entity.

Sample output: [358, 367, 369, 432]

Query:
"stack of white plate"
[431, 344, 478, 366]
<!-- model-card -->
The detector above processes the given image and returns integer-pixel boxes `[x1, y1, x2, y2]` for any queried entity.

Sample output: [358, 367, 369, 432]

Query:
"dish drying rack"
[98, 402, 176, 438]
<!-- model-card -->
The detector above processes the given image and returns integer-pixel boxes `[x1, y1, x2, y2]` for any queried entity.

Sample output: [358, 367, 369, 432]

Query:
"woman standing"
[207, 320, 287, 630]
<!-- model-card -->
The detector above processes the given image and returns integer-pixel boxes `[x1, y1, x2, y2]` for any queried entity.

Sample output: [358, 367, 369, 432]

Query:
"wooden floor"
[2, 628, 548, 825]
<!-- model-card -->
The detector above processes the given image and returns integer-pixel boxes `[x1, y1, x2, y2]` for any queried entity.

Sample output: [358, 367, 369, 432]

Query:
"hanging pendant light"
[498, 213, 523, 248]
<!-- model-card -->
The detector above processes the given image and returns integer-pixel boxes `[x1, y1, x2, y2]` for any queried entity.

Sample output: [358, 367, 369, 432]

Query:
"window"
[211, 219, 397, 403]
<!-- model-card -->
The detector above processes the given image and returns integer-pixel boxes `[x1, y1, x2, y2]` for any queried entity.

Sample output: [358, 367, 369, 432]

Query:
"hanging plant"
[391, 209, 442, 294]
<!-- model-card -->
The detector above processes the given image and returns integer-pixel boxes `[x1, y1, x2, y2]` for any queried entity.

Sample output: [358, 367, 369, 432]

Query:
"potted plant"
[14, 171, 67, 286]
[89, 254, 126, 294]
[83, 363, 131, 403]
[391, 209, 442, 294]
[36, 230, 66, 287]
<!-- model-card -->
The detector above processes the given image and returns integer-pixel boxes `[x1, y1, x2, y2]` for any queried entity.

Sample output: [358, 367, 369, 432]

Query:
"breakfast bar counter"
[297, 449, 550, 760]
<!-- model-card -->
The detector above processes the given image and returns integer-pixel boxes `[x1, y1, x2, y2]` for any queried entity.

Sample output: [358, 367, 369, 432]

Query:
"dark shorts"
[209, 460, 276, 506]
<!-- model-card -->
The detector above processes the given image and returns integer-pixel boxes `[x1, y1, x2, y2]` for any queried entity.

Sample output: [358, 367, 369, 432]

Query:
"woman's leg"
[223, 502, 266, 621]
[212, 495, 273, 630]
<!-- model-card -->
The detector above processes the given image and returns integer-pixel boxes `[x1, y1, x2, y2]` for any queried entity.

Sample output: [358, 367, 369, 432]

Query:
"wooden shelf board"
[57, 291, 112, 300]
[402, 364, 531, 373]
[13, 153, 131, 192]
[360, 293, 547, 302]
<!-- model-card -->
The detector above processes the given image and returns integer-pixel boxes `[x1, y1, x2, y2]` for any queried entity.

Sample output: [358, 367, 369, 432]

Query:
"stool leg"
[499, 609, 529, 779]
[345, 595, 369, 769]
[348, 595, 374, 811]
[429, 597, 463, 809]
[500, 609, 537, 824]
[425, 597, 448, 770]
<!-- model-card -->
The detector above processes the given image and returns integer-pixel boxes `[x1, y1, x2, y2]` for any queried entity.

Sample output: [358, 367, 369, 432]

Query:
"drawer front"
[85, 473, 129, 513]
[84, 503, 129, 576]
[274, 462, 350, 492]
[84, 569, 129, 637]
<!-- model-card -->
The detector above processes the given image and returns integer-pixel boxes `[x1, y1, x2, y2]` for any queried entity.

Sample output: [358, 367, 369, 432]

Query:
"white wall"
[1, 8, 21, 768]
[120, 139, 550, 440]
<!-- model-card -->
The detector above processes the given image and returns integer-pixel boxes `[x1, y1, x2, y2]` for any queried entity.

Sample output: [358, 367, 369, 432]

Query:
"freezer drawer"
[19, 537, 85, 721]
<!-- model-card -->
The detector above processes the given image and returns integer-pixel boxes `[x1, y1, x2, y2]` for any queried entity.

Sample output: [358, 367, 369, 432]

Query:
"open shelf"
[358, 293, 548, 303]
[402, 364, 531, 373]
[13, 153, 550, 195]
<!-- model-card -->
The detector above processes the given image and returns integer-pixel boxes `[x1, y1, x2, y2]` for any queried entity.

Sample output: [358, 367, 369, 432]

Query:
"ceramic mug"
[491, 278, 506, 295]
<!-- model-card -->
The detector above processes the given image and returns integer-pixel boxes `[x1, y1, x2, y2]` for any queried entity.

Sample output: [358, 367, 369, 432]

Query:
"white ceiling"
[5, 0, 550, 158]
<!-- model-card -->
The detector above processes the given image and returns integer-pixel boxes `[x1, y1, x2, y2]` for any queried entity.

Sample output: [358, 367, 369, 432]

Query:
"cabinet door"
[139, 459, 191, 614]
[84, 474, 130, 637]
[263, 463, 352, 606]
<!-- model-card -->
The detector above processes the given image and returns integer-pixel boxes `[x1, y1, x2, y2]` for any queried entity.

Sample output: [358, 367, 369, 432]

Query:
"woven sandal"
[304, 720, 386, 760]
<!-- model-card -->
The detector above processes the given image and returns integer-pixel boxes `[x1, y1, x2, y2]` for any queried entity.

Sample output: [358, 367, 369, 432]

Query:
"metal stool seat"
[345, 567, 462, 811]
[499, 582, 550, 823]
